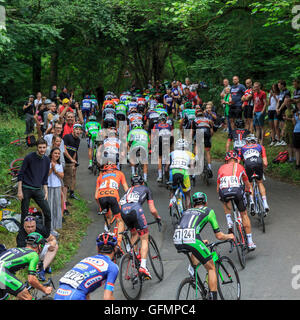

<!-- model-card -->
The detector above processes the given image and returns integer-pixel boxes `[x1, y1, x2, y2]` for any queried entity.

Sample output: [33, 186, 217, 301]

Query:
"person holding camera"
[23, 95, 35, 135]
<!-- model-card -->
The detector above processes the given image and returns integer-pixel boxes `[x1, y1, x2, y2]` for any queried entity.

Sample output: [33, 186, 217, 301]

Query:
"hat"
[44, 99, 52, 104]
[29, 95, 35, 98]
[73, 123, 82, 130]
[62, 98, 70, 104]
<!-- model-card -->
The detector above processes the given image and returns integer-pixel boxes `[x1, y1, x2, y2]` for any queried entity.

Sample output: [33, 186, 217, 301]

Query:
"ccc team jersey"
[96, 170, 126, 200]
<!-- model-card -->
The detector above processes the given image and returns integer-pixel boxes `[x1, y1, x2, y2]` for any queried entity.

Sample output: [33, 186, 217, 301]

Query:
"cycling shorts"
[159, 135, 173, 157]
[121, 203, 149, 236]
[116, 113, 126, 121]
[194, 128, 211, 149]
[169, 169, 191, 192]
[175, 236, 212, 265]
[244, 161, 264, 181]
[103, 118, 116, 128]
[129, 145, 148, 164]
[54, 284, 86, 300]
[98, 196, 121, 217]
[0, 269, 25, 298]
[87, 136, 97, 149]
[219, 187, 247, 212]
[82, 109, 91, 118]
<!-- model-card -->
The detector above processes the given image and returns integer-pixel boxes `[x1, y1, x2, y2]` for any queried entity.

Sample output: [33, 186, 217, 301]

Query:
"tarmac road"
[53, 138, 300, 300]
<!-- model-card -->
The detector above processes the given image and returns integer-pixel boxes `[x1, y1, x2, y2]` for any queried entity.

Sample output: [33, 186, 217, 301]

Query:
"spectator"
[63, 124, 82, 206]
[44, 121, 63, 143]
[49, 85, 58, 105]
[229, 76, 246, 129]
[34, 92, 42, 112]
[176, 80, 184, 96]
[267, 83, 280, 146]
[46, 102, 59, 130]
[17, 138, 52, 238]
[23, 95, 35, 135]
[283, 99, 296, 162]
[59, 86, 71, 104]
[48, 147, 64, 235]
[275, 80, 291, 146]
[220, 78, 231, 100]
[290, 79, 300, 111]
[221, 86, 232, 133]
[16, 215, 58, 280]
[34, 102, 46, 139]
[45, 135, 65, 168]
[183, 87, 202, 106]
[164, 88, 174, 116]
[293, 104, 300, 169]
[42, 99, 53, 132]
[242, 79, 254, 133]
[253, 82, 267, 145]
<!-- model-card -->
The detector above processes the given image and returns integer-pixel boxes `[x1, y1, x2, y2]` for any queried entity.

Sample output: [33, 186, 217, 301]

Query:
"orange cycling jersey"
[102, 100, 115, 111]
[112, 98, 120, 105]
[96, 170, 126, 200]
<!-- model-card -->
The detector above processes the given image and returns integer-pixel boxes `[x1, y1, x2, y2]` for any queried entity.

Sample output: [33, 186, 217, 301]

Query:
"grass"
[0, 110, 92, 297]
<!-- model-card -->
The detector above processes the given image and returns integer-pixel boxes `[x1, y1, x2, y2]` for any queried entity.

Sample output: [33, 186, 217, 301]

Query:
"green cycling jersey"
[85, 121, 101, 140]
[127, 128, 150, 150]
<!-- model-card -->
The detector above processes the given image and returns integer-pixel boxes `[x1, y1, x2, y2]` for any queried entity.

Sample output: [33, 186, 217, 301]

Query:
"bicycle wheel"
[148, 236, 164, 281]
[257, 194, 266, 233]
[119, 253, 142, 300]
[217, 256, 241, 300]
[176, 277, 206, 300]
[169, 204, 180, 229]
[233, 221, 246, 269]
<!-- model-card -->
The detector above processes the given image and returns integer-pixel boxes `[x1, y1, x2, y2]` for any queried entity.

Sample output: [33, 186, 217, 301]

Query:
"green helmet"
[26, 232, 46, 249]
[184, 101, 192, 109]
[191, 192, 207, 206]
[91, 95, 96, 99]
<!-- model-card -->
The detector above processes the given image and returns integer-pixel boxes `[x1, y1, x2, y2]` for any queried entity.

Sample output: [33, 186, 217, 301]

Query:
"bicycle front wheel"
[176, 277, 205, 300]
[170, 204, 180, 230]
[257, 194, 266, 233]
[233, 222, 246, 269]
[217, 256, 241, 300]
[148, 236, 164, 281]
[119, 253, 142, 300]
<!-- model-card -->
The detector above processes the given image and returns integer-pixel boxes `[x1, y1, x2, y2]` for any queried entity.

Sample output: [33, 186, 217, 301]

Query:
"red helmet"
[225, 150, 238, 162]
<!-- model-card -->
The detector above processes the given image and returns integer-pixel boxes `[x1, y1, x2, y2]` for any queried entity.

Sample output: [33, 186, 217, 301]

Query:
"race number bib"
[171, 158, 188, 169]
[219, 176, 240, 189]
[109, 180, 119, 190]
[234, 139, 246, 149]
[173, 228, 196, 245]
[159, 129, 171, 137]
[82, 102, 91, 109]
[243, 149, 260, 160]
[99, 181, 108, 189]
[134, 134, 147, 142]
[173, 229, 183, 245]
[60, 270, 85, 289]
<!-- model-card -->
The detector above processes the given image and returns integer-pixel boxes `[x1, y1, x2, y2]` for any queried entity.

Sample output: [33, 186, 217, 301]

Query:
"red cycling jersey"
[217, 162, 249, 190]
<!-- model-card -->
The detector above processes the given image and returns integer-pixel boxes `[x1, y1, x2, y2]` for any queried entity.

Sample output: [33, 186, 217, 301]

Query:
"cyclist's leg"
[109, 197, 124, 247]
[182, 171, 191, 208]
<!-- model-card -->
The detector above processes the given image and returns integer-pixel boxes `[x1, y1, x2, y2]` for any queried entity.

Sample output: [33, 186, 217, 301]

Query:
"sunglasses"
[24, 216, 36, 222]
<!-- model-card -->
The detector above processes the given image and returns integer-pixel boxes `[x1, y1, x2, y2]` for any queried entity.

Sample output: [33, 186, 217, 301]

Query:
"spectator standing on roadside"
[268, 83, 280, 146]
[42, 99, 53, 132]
[48, 147, 64, 235]
[229, 76, 245, 129]
[59, 87, 71, 104]
[45, 135, 65, 168]
[17, 138, 52, 238]
[49, 85, 58, 105]
[23, 95, 35, 135]
[283, 99, 296, 162]
[16, 215, 58, 280]
[63, 124, 82, 207]
[293, 104, 300, 169]
[34, 102, 46, 139]
[253, 82, 267, 145]
[221, 86, 232, 133]
[242, 79, 254, 133]
[34, 92, 42, 113]
[220, 78, 231, 100]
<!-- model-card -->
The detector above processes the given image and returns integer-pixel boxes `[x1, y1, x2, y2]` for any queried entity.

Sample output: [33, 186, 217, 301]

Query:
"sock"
[158, 170, 162, 178]
[131, 166, 135, 175]
[226, 214, 233, 228]
[208, 163, 212, 170]
[89, 160, 92, 165]
[247, 233, 253, 244]
[141, 259, 147, 269]
[262, 196, 269, 208]
[144, 173, 147, 181]
[249, 195, 254, 204]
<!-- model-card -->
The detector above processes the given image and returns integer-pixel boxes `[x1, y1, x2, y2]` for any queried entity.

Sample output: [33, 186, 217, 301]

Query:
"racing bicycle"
[167, 181, 185, 230]
[176, 240, 241, 300]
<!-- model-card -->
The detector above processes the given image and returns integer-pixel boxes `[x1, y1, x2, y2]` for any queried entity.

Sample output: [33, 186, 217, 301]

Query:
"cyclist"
[95, 163, 128, 248]
[102, 103, 117, 129]
[127, 121, 150, 182]
[163, 88, 174, 115]
[180, 101, 196, 132]
[127, 107, 144, 131]
[85, 115, 101, 170]
[54, 232, 119, 300]
[153, 112, 173, 182]
[226, 119, 250, 160]
[192, 107, 214, 178]
[0, 232, 52, 300]
[128, 97, 139, 113]
[81, 95, 94, 127]
[90, 94, 99, 113]
[169, 139, 195, 209]
[120, 175, 161, 279]
[115, 102, 128, 127]
[217, 150, 256, 251]
[145, 105, 160, 134]
[241, 134, 269, 215]
[173, 192, 234, 300]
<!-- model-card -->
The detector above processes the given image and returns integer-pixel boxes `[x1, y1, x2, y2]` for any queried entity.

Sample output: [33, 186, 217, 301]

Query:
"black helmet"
[26, 232, 46, 249]
[131, 174, 144, 186]
[235, 119, 245, 129]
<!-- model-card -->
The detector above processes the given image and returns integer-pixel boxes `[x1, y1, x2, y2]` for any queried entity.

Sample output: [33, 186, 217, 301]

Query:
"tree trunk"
[50, 49, 59, 86]
[32, 51, 41, 94]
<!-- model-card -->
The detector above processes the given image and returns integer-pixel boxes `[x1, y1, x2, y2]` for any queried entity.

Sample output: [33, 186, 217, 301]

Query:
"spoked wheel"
[169, 204, 180, 230]
[257, 194, 266, 233]
[217, 256, 241, 300]
[176, 277, 206, 300]
[119, 253, 143, 300]
[148, 236, 164, 281]
[233, 222, 246, 269]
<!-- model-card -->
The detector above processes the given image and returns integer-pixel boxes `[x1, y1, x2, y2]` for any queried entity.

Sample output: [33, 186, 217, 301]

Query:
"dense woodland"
[0, 0, 299, 109]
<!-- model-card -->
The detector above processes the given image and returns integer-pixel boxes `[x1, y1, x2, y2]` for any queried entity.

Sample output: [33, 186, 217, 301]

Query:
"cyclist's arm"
[103, 289, 115, 300]
[103, 263, 118, 300]
[261, 145, 268, 168]
[208, 209, 234, 241]
[225, 138, 231, 152]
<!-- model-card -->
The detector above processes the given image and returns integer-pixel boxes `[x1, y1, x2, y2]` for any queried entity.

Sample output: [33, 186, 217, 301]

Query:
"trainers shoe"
[264, 206, 269, 217]
[139, 267, 152, 280]
[69, 193, 80, 200]
[248, 242, 256, 251]
[88, 165, 92, 170]
[269, 141, 275, 146]
[157, 177, 162, 183]
[279, 140, 287, 146]
[274, 141, 281, 147]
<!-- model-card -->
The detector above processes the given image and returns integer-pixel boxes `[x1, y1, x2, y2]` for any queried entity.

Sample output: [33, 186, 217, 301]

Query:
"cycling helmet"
[26, 232, 46, 249]
[88, 115, 97, 121]
[184, 101, 192, 109]
[175, 138, 189, 150]
[91, 95, 96, 99]
[131, 97, 137, 102]
[84, 95, 90, 99]
[159, 113, 167, 122]
[225, 150, 239, 162]
[96, 232, 117, 253]
[235, 119, 245, 129]
[191, 192, 208, 206]
[245, 134, 257, 143]
[131, 174, 144, 186]
[105, 103, 114, 109]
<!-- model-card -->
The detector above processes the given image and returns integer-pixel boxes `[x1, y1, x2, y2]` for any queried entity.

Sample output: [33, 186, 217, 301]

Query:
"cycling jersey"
[154, 106, 168, 115]
[96, 169, 126, 201]
[127, 113, 144, 127]
[127, 128, 150, 151]
[81, 99, 93, 111]
[128, 102, 138, 112]
[182, 109, 196, 129]
[170, 150, 195, 171]
[102, 100, 115, 111]
[192, 116, 212, 148]
[85, 121, 101, 139]
[115, 104, 128, 116]
[90, 99, 98, 109]
[173, 207, 220, 264]
[102, 108, 117, 128]
[120, 185, 153, 206]
[217, 162, 248, 190]
[164, 94, 174, 110]
[227, 129, 250, 154]
[154, 123, 173, 136]
[0, 247, 40, 298]
[54, 254, 119, 300]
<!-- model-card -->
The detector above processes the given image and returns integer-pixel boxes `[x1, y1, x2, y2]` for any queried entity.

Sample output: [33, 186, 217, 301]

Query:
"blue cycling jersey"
[54, 254, 119, 300]
[81, 99, 93, 110]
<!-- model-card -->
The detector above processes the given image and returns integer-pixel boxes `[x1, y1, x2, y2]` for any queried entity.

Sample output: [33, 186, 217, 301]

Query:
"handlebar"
[206, 239, 233, 251]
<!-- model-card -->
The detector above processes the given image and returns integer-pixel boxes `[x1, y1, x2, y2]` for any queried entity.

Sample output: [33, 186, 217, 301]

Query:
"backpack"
[26, 135, 36, 147]
[272, 151, 289, 164]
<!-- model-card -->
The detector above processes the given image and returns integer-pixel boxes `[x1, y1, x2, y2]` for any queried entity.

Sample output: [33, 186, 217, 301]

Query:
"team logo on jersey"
[84, 275, 103, 288]
[57, 288, 72, 296]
